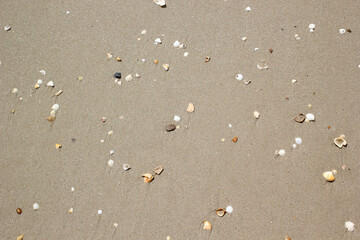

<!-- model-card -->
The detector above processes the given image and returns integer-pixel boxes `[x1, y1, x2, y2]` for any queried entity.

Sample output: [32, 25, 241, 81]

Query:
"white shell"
[71, 187, 75, 192]
[114, 223, 119, 228]
[37, 79, 43, 85]
[52, 104, 60, 111]
[108, 159, 114, 167]
[173, 40, 180, 48]
[235, 74, 243, 81]
[226, 206, 233, 213]
[108, 130, 113, 135]
[125, 74, 133, 82]
[47, 81, 54, 87]
[123, 164, 131, 171]
[110, 150, 115, 155]
[305, 113, 315, 121]
[39, 70, 46, 75]
[276, 149, 285, 156]
[345, 221, 355, 232]
[33, 203, 39, 210]
[309, 29, 314, 33]
[174, 115, 181, 122]
[163, 64, 169, 71]
[292, 144, 297, 149]
[184, 52, 189, 57]
[154, 0, 166, 7]
[308, 23, 316, 29]
[339, 29, 346, 34]
[135, 73, 141, 78]
[257, 60, 269, 70]
[141, 30, 147, 35]
[295, 137, 302, 145]
[154, 38, 162, 44]
[4, 25, 11, 31]
[241, 37, 247, 41]
[50, 110, 56, 117]
[245, 6, 251, 12]
[179, 44, 186, 49]
[291, 79, 297, 83]
[12, 88, 18, 93]
[97, 209, 102, 215]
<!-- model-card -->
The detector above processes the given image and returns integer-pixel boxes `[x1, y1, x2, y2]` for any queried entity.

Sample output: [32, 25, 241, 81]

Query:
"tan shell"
[154, 166, 164, 175]
[35, 83, 40, 89]
[187, 103, 195, 113]
[334, 135, 347, 148]
[116, 56, 122, 62]
[54, 90, 63, 96]
[47, 116, 56, 122]
[154, 59, 159, 65]
[142, 173, 154, 183]
[216, 208, 226, 217]
[17, 235, 24, 240]
[163, 64, 169, 71]
[294, 113, 305, 123]
[203, 220, 212, 230]
[323, 171, 335, 182]
[253, 111, 260, 119]
[55, 144, 62, 149]
[205, 56, 211, 62]
[284, 236, 291, 240]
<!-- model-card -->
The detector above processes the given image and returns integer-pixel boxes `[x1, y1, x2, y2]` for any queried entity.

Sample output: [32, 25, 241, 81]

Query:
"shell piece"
[216, 208, 226, 217]
[339, 29, 346, 34]
[294, 113, 305, 123]
[226, 205, 233, 213]
[295, 137, 302, 145]
[154, 165, 164, 175]
[107, 52, 113, 59]
[323, 171, 335, 182]
[69, 207, 73, 213]
[123, 164, 131, 171]
[35, 83, 40, 89]
[55, 144, 62, 149]
[284, 237, 291, 240]
[253, 111, 260, 119]
[305, 113, 315, 122]
[17, 235, 24, 240]
[203, 220, 212, 230]
[4, 25, 12, 31]
[50, 110, 56, 117]
[173, 40, 180, 48]
[52, 104, 60, 111]
[54, 90, 63, 96]
[275, 149, 285, 156]
[108, 159, 114, 167]
[142, 173, 154, 183]
[154, 0, 166, 7]
[187, 103, 195, 113]
[244, 79, 251, 85]
[235, 74, 243, 81]
[47, 116, 56, 122]
[174, 115, 181, 122]
[163, 64, 169, 71]
[154, 38, 162, 44]
[257, 60, 269, 70]
[334, 135, 347, 148]
[309, 23, 316, 29]
[166, 124, 176, 132]
[12, 88, 18, 93]
[232, 137, 238, 143]
[33, 203, 39, 210]
[116, 56, 122, 62]
[345, 221, 355, 232]
[154, 59, 159, 65]
[47, 81, 54, 87]
[245, 6, 251, 12]
[205, 56, 211, 62]
[125, 74, 133, 82]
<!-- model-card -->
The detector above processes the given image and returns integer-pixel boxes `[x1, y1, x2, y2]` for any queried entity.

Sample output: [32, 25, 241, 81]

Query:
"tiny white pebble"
[309, 29, 314, 33]
[235, 74, 243, 81]
[253, 111, 260, 119]
[292, 144, 297, 149]
[37, 79, 43, 85]
[123, 164, 131, 171]
[69, 207, 74, 213]
[345, 221, 355, 232]
[184, 52, 189, 57]
[173, 40, 180, 48]
[245, 6, 251, 12]
[71, 187, 75, 192]
[33, 203, 39, 210]
[254, 48, 259, 51]
[66, 11, 70, 14]
[339, 29, 346, 34]
[276, 149, 285, 156]
[110, 150, 115, 155]
[295, 137, 302, 145]
[291, 79, 297, 83]
[108, 159, 114, 167]
[241, 37, 247, 41]
[12, 88, 18, 93]
[141, 59, 146, 63]
[228, 124, 232, 128]
[226, 206, 233, 213]
[174, 115, 181, 122]
[117, 81, 122, 85]
[52, 104, 60, 111]
[97, 209, 102, 215]
[135, 73, 141, 78]
[141, 30, 147, 35]
[108, 130, 113, 135]
[114, 223, 119, 228]
[47, 81, 54, 87]
[100, 139, 105, 143]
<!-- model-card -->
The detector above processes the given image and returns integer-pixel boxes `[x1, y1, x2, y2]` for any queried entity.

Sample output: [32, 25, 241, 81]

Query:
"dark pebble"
[114, 72, 122, 79]
[165, 124, 176, 132]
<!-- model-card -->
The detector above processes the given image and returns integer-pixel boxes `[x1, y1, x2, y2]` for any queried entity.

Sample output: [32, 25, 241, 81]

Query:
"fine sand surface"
[1, 0, 360, 239]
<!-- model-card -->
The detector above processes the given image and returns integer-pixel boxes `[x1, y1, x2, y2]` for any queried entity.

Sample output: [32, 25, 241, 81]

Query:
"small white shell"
[113, 223, 119, 228]
[339, 29, 346, 34]
[97, 209, 102, 215]
[33, 203, 39, 210]
[123, 164, 131, 171]
[141, 30, 147, 35]
[292, 144, 297, 149]
[4, 25, 11, 31]
[291, 79, 297, 83]
[257, 60, 269, 70]
[235, 74, 243, 81]
[12, 88, 18, 93]
[37, 79, 43, 85]
[39, 70, 46, 75]
[174, 115, 181, 122]
[184, 52, 189, 57]
[253, 111, 260, 119]
[245, 6, 251, 12]
[125, 74, 133, 82]
[110, 150, 115, 155]
[179, 44, 186, 49]
[173, 40, 180, 48]
[50, 110, 56, 117]
[226, 206, 233, 213]
[154, 0, 166, 7]
[305, 113, 315, 121]
[52, 104, 60, 111]
[47, 81, 54, 87]
[154, 38, 162, 44]
[71, 187, 75, 192]
[295, 137, 302, 145]
[308, 23, 316, 29]
[241, 37, 247, 41]
[309, 29, 314, 33]
[108, 159, 114, 167]
[345, 221, 355, 232]
[276, 149, 285, 156]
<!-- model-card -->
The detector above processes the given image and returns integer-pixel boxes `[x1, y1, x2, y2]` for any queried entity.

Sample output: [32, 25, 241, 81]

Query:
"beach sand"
[1, 0, 360, 239]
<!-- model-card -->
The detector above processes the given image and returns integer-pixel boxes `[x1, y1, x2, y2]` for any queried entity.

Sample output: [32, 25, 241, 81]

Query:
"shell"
[305, 113, 315, 121]
[294, 113, 305, 123]
[16, 235, 24, 240]
[4, 26, 12, 31]
[16, 208, 22, 214]
[295, 137, 302, 145]
[55, 144, 62, 149]
[257, 60, 269, 70]
[165, 124, 176, 132]
[52, 104, 60, 111]
[154, 0, 166, 7]
[33, 203, 39, 210]
[47, 81, 54, 87]
[108, 159, 114, 167]
[154, 165, 164, 175]
[142, 173, 154, 183]
[187, 103, 195, 113]
[125, 74, 133, 82]
[334, 135, 347, 148]
[173, 41, 180, 48]
[163, 64, 169, 71]
[253, 111, 260, 119]
[232, 137, 238, 143]
[235, 74, 243, 81]
[50, 110, 56, 117]
[244, 79, 251, 85]
[284, 237, 291, 240]
[54, 90, 63, 96]
[101, 117, 107, 123]
[35, 83, 40, 89]
[226, 205, 233, 213]
[345, 221, 355, 232]
[115, 56, 122, 62]
[107, 52, 113, 59]
[47, 116, 56, 122]
[203, 220, 212, 230]
[205, 56, 211, 62]
[216, 208, 226, 217]
[275, 149, 285, 156]
[154, 59, 159, 64]
[69, 208, 73, 213]
[174, 115, 181, 122]
[12, 88, 18, 93]
[77, 76, 84, 81]
[323, 171, 335, 182]
[123, 164, 131, 171]
[154, 38, 162, 44]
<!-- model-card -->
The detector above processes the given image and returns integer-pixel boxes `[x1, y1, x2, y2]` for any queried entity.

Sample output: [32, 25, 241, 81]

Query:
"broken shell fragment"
[257, 60, 269, 70]
[154, 38, 162, 44]
[154, 59, 159, 64]
[284, 237, 291, 240]
[52, 104, 60, 111]
[294, 113, 305, 123]
[12, 88, 18, 93]
[107, 52, 113, 59]
[216, 208, 226, 217]
[165, 124, 176, 132]
[173, 40, 180, 48]
[153, 0, 166, 7]
[125, 74, 133, 82]
[50, 110, 56, 117]
[235, 74, 243, 81]
[4, 25, 11, 31]
[205, 56, 211, 62]
[55, 144, 62, 149]
[33, 203, 39, 210]
[35, 83, 40, 89]
[275, 149, 286, 157]
[323, 171, 335, 182]
[253, 111, 260, 119]
[47, 116, 56, 122]
[108, 159, 114, 167]
[154, 165, 164, 175]
[226, 205, 233, 213]
[345, 221, 355, 232]
[244, 79, 251, 85]
[69, 207, 73, 213]
[16, 234, 24, 240]
[334, 135, 347, 148]
[101, 117, 107, 123]
[142, 173, 154, 183]
[115, 56, 122, 62]
[47, 81, 54, 87]
[203, 220, 212, 230]
[173, 115, 181, 122]
[305, 113, 315, 122]
[162, 64, 169, 71]
[186, 103, 195, 113]
[232, 137, 238, 143]
[123, 164, 131, 171]
[54, 90, 63, 96]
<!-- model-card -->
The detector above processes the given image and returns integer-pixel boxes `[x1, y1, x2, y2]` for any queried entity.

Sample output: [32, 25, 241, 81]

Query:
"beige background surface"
[1, 0, 360, 239]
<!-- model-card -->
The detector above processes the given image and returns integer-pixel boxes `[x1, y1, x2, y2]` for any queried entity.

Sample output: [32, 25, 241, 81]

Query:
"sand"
[1, 0, 360, 239]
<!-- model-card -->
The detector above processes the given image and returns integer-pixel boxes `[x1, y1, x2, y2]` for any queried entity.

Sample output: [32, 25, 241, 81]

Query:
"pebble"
[154, 38, 162, 44]
[37, 79, 43, 85]
[339, 29, 346, 34]
[241, 37, 247, 41]
[108, 159, 114, 167]
[69, 207, 73, 213]
[16, 208, 22, 214]
[245, 6, 251, 12]
[173, 40, 180, 48]
[235, 74, 243, 81]
[114, 72, 121, 79]
[47, 81, 54, 87]
[71, 187, 75, 192]
[165, 124, 176, 132]
[52, 104, 60, 111]
[33, 203, 39, 210]
[179, 44, 186, 49]
[345, 221, 355, 232]
[4, 25, 11, 31]
[173, 115, 181, 122]
[295, 137, 302, 145]
[226, 206, 233, 213]
[97, 209, 102, 215]
[135, 73, 141, 78]
[16, 235, 24, 240]
[125, 74, 133, 82]
[292, 144, 297, 149]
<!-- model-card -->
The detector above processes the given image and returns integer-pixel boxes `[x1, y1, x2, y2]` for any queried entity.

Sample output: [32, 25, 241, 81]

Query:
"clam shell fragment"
[216, 208, 226, 217]
[154, 0, 166, 7]
[257, 60, 269, 70]
[186, 103, 195, 113]
[142, 173, 154, 183]
[294, 113, 305, 123]
[123, 164, 131, 171]
[163, 64, 169, 71]
[154, 165, 164, 175]
[323, 171, 336, 182]
[334, 135, 347, 148]
[203, 220, 212, 230]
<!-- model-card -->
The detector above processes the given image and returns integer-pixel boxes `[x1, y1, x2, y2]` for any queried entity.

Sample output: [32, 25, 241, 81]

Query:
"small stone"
[154, 0, 166, 7]
[47, 81, 54, 87]
[346, 28, 352, 33]
[141, 30, 147, 35]
[292, 144, 297, 149]
[235, 74, 243, 81]
[107, 52, 113, 59]
[173, 40, 180, 48]
[110, 150, 115, 155]
[254, 48, 259, 51]
[71, 187, 75, 192]
[221, 138, 225, 142]
[16, 208, 22, 214]
[165, 124, 176, 132]
[114, 72, 121, 79]
[269, 48, 273, 53]
[4, 25, 11, 31]
[47, 116, 56, 122]
[77, 76, 83, 81]
[174, 115, 181, 122]
[141, 58, 146, 63]
[205, 56, 211, 62]
[339, 29, 346, 34]
[33, 203, 39, 210]
[179, 44, 186, 49]
[135, 73, 141, 78]
[108, 159, 114, 167]
[50, 110, 56, 117]
[245, 6, 251, 12]
[295, 34, 301, 41]
[115, 56, 122, 62]
[154, 38, 162, 44]
[98, 209, 102, 215]
[125, 74, 133, 82]
[37, 79, 43, 85]
[52, 104, 60, 111]
[108, 130, 113, 135]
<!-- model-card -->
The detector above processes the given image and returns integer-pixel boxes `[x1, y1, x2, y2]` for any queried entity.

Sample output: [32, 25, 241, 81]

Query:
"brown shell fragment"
[154, 165, 164, 175]
[142, 173, 154, 183]
[16, 208, 22, 214]
[216, 208, 226, 217]
[232, 137, 238, 143]
[203, 220, 212, 230]
[205, 56, 211, 63]
[294, 113, 305, 123]
[165, 124, 176, 132]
